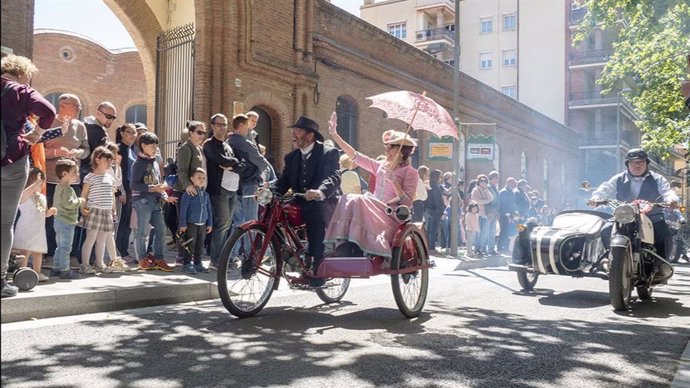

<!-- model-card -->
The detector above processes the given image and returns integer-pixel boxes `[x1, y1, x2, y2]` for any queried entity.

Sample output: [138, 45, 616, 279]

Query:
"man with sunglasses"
[81, 101, 117, 180]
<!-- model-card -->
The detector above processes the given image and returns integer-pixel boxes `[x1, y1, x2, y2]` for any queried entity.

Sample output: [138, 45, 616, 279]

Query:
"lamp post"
[450, 0, 461, 257]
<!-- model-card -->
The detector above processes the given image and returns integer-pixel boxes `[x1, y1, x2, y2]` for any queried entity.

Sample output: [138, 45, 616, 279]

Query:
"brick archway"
[244, 91, 292, 160]
[102, 0, 162, 129]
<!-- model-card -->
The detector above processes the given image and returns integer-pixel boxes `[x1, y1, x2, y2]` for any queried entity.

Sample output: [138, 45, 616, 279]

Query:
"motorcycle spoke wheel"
[609, 246, 632, 311]
[316, 278, 351, 303]
[390, 231, 429, 318]
[217, 226, 276, 318]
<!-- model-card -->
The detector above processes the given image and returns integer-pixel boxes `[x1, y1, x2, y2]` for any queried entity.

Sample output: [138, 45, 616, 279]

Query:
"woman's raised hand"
[328, 111, 337, 136]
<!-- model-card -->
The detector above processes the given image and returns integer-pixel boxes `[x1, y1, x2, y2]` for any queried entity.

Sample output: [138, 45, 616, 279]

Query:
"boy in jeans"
[50, 159, 84, 279]
[178, 168, 213, 274]
[130, 132, 177, 271]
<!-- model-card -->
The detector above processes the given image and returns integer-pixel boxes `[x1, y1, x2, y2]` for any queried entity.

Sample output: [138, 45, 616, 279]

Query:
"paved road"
[2, 261, 689, 388]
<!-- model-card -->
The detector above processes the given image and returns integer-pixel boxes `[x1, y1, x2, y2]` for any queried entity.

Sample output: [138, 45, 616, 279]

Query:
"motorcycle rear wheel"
[316, 278, 351, 303]
[517, 271, 539, 291]
[609, 246, 633, 311]
[217, 226, 277, 318]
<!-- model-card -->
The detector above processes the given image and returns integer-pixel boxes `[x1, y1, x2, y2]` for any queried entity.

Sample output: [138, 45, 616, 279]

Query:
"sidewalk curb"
[1, 278, 220, 324]
[672, 341, 690, 388]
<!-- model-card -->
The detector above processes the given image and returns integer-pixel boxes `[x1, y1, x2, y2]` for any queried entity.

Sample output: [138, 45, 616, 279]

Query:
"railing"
[570, 7, 586, 25]
[415, 27, 455, 43]
[581, 130, 619, 146]
[569, 49, 612, 66]
[569, 90, 618, 106]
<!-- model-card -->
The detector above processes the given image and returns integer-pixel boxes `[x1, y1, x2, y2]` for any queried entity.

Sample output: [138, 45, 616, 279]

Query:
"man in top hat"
[273, 116, 341, 287]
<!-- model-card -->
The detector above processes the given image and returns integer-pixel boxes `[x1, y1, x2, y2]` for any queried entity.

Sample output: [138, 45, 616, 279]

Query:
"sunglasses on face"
[99, 110, 117, 120]
[194, 130, 207, 136]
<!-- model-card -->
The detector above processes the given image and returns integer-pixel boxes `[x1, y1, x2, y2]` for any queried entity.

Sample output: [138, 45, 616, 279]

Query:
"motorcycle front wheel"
[517, 271, 539, 291]
[609, 246, 633, 311]
[217, 225, 277, 318]
[390, 229, 429, 318]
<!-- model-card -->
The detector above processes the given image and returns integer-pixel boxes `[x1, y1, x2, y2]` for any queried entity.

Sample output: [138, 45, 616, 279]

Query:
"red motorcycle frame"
[216, 190, 433, 318]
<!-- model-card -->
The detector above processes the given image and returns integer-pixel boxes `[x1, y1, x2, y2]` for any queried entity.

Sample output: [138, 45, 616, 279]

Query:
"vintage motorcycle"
[509, 199, 675, 311]
[216, 189, 433, 318]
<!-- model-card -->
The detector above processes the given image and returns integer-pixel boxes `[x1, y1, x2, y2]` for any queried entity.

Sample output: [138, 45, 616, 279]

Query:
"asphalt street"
[2, 260, 689, 388]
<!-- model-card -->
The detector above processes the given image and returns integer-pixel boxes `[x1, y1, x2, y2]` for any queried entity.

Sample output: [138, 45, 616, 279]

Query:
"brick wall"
[1, 0, 34, 57]
[31, 32, 146, 140]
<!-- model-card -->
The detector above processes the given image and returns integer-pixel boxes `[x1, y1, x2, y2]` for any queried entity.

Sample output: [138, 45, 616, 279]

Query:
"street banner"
[467, 134, 494, 160]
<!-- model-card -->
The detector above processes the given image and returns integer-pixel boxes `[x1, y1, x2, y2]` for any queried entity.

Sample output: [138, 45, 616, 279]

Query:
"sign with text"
[428, 139, 454, 160]
[467, 134, 495, 160]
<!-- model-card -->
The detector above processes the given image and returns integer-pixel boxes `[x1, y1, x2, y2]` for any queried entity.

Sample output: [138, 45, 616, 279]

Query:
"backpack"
[0, 84, 11, 160]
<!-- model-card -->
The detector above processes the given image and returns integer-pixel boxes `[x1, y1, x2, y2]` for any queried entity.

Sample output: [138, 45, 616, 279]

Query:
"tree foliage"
[575, 0, 690, 157]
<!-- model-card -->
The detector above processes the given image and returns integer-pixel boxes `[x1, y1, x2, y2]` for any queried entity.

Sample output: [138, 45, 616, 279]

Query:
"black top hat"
[289, 116, 324, 142]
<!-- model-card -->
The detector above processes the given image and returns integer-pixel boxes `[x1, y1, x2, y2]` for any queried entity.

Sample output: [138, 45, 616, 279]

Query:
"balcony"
[569, 90, 618, 107]
[570, 7, 586, 26]
[580, 130, 633, 147]
[569, 49, 612, 66]
[415, 27, 455, 44]
[416, 0, 454, 10]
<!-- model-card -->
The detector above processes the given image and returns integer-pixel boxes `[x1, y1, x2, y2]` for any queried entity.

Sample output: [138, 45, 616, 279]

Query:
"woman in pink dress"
[325, 112, 419, 257]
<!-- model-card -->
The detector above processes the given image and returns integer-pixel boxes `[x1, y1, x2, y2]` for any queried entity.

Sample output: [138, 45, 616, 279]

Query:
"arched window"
[126, 105, 147, 125]
[44, 92, 83, 120]
[336, 96, 357, 147]
[520, 152, 527, 180]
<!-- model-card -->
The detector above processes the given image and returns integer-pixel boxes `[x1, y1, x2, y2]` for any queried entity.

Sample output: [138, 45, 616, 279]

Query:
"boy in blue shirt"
[178, 168, 213, 274]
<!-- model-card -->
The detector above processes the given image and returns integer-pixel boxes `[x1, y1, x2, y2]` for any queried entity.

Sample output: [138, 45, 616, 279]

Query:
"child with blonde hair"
[464, 202, 480, 258]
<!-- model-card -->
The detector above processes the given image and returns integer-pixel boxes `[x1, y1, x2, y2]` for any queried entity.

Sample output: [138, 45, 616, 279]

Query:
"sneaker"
[166, 239, 176, 246]
[70, 257, 80, 269]
[155, 259, 174, 272]
[137, 256, 157, 270]
[209, 264, 218, 271]
[37, 273, 50, 282]
[49, 269, 62, 277]
[80, 264, 96, 274]
[1, 280, 18, 298]
[194, 264, 209, 273]
[59, 270, 81, 280]
[182, 263, 197, 274]
[109, 258, 131, 272]
[121, 256, 135, 264]
[94, 264, 114, 274]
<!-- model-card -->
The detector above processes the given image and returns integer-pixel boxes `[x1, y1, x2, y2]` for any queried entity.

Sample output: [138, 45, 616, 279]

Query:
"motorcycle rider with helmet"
[590, 148, 680, 259]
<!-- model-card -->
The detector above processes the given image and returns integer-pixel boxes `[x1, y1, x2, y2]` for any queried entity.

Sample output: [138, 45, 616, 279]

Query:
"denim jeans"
[115, 199, 132, 257]
[484, 215, 498, 252]
[210, 189, 237, 266]
[53, 218, 76, 272]
[425, 211, 442, 250]
[232, 183, 259, 227]
[1, 156, 29, 279]
[132, 197, 166, 260]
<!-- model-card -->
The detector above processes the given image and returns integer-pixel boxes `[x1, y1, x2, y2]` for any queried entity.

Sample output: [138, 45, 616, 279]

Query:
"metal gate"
[155, 23, 195, 161]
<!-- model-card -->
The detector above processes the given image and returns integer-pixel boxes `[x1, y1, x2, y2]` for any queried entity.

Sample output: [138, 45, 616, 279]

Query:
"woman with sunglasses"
[171, 121, 208, 261]
[325, 111, 419, 258]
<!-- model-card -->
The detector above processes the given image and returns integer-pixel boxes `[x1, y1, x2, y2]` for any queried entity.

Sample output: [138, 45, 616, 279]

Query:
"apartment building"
[361, 0, 566, 124]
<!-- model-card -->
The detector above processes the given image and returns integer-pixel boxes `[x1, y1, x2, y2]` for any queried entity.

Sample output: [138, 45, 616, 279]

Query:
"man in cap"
[273, 116, 341, 287]
[590, 148, 680, 257]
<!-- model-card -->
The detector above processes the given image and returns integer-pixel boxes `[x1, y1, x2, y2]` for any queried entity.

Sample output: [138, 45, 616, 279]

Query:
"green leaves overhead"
[575, 0, 690, 157]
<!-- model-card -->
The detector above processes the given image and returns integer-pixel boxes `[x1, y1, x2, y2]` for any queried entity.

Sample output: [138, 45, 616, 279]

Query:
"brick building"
[4, 0, 582, 207]
[1, 0, 34, 57]
[31, 30, 146, 140]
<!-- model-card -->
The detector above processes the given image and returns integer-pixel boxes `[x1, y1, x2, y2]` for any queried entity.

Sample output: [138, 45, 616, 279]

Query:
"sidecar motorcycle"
[509, 200, 675, 311]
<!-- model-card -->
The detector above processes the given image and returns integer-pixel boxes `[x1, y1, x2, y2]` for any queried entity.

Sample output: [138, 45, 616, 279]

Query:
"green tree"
[575, 0, 690, 157]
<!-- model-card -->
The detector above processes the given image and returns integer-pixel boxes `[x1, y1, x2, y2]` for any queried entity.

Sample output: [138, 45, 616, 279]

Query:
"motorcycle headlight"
[256, 188, 273, 206]
[613, 204, 635, 224]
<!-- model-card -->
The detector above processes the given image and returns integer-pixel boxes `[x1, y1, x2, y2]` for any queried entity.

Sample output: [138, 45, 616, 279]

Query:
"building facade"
[31, 30, 147, 140]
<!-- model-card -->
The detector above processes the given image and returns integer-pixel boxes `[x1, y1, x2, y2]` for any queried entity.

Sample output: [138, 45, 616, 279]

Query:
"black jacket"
[273, 142, 341, 200]
[202, 137, 240, 196]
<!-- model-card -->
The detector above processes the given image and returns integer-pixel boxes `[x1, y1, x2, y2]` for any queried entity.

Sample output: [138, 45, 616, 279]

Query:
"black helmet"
[625, 148, 648, 165]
